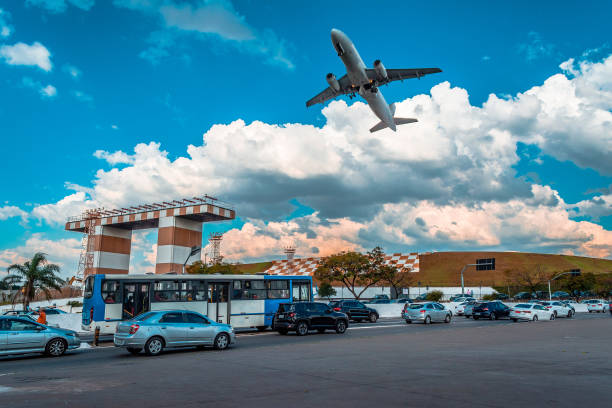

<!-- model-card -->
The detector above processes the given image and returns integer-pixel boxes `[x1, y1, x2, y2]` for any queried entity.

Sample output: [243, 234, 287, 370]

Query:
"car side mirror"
[36, 326, 46, 331]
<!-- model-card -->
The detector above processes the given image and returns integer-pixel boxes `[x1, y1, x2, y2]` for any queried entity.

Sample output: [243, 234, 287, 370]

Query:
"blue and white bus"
[82, 274, 312, 334]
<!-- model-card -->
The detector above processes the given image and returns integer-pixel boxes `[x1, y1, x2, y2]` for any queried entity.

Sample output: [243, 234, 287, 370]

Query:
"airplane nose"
[331, 28, 342, 41]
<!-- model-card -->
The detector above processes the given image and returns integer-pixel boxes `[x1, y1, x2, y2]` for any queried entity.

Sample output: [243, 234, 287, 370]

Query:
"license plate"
[278, 314, 284, 319]
[115, 339, 124, 345]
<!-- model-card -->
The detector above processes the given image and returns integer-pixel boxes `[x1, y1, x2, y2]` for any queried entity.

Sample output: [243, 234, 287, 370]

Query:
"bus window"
[232, 280, 243, 299]
[101, 280, 121, 304]
[179, 281, 194, 301]
[292, 281, 311, 302]
[193, 281, 206, 301]
[153, 281, 180, 302]
[84, 276, 94, 299]
[243, 280, 266, 300]
[267, 280, 289, 299]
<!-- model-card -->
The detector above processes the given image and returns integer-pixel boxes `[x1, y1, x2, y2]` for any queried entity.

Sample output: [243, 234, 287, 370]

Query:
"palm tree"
[3, 252, 65, 309]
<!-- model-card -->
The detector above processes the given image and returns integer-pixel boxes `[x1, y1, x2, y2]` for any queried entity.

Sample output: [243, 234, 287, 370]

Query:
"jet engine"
[374, 59, 387, 80]
[326, 73, 340, 91]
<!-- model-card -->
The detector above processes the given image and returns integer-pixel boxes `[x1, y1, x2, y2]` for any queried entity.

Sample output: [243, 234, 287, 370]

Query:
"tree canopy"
[187, 261, 239, 275]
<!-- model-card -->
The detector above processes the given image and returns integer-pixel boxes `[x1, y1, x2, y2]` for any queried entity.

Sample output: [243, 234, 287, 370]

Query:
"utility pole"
[548, 270, 581, 300]
[182, 246, 201, 275]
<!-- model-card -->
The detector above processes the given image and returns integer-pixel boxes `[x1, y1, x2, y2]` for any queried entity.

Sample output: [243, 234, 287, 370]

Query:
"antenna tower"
[208, 233, 224, 265]
[76, 208, 102, 283]
[283, 244, 296, 263]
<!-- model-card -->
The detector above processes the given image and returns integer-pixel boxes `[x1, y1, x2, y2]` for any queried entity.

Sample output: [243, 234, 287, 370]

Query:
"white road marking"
[349, 324, 407, 330]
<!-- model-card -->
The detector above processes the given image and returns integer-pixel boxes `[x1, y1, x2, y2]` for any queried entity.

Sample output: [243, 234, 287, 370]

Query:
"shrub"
[425, 290, 444, 302]
[481, 294, 497, 301]
[67, 300, 83, 307]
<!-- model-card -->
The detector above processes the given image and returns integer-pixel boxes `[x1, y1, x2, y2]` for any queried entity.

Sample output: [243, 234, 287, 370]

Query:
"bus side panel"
[150, 301, 207, 314]
[104, 303, 123, 321]
[230, 300, 265, 328]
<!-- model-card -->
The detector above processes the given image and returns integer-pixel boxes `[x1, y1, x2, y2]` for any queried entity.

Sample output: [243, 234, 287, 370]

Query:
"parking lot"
[1, 312, 610, 407]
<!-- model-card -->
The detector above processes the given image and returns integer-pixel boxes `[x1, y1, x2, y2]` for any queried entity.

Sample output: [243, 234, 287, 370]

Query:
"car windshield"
[408, 304, 424, 309]
[515, 304, 532, 308]
[277, 303, 295, 313]
[130, 312, 156, 322]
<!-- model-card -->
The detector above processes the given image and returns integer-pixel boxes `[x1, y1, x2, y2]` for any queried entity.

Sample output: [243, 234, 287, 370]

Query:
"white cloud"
[72, 90, 93, 103]
[26, 0, 95, 13]
[62, 63, 82, 79]
[0, 42, 52, 71]
[517, 31, 556, 61]
[16, 51, 612, 260]
[0, 233, 82, 279]
[115, 0, 294, 69]
[22, 77, 58, 99]
[93, 149, 134, 165]
[0, 206, 27, 222]
[0, 8, 13, 38]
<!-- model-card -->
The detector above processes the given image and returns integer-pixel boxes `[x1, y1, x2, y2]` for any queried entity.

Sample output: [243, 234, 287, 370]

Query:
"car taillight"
[129, 324, 140, 334]
[333, 307, 341, 312]
[546, 306, 551, 309]
[524, 311, 531, 314]
[420, 310, 425, 313]
[288, 312, 296, 318]
[402, 304, 408, 312]
[89, 307, 94, 322]
[597, 304, 602, 306]
[483, 308, 488, 311]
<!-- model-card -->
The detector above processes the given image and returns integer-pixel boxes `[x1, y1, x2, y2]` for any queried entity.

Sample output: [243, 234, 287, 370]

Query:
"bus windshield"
[84, 277, 94, 299]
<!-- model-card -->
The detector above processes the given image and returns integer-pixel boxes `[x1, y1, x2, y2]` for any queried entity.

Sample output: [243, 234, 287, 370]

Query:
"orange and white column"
[155, 216, 202, 274]
[89, 226, 132, 276]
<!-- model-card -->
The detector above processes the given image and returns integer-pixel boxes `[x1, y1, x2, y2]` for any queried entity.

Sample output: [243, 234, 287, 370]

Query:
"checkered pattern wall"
[265, 253, 420, 276]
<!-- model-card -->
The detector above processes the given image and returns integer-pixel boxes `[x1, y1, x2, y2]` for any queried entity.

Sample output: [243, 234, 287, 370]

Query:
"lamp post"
[548, 270, 581, 300]
[182, 246, 201, 275]
[460, 262, 493, 296]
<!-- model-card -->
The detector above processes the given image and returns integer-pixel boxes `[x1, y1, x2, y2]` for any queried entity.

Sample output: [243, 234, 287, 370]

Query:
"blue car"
[0, 316, 80, 357]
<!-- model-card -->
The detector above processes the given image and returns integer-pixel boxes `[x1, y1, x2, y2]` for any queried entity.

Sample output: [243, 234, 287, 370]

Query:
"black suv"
[272, 302, 349, 336]
[472, 302, 511, 320]
[329, 300, 379, 323]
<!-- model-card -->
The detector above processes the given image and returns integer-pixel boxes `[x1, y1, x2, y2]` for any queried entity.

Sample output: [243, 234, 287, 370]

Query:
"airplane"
[307, 29, 442, 133]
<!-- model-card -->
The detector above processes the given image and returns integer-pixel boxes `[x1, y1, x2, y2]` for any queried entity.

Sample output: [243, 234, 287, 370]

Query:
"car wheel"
[296, 321, 309, 336]
[553, 311, 557, 318]
[406, 319, 412, 324]
[317, 328, 326, 334]
[127, 347, 141, 355]
[489, 312, 496, 321]
[144, 336, 164, 356]
[533, 315, 538, 322]
[256, 326, 267, 332]
[369, 313, 378, 323]
[465, 315, 470, 319]
[45, 338, 67, 357]
[589, 310, 592, 313]
[473, 316, 479, 320]
[550, 313, 555, 320]
[512, 318, 518, 322]
[424, 316, 431, 325]
[444, 314, 451, 323]
[277, 329, 288, 335]
[335, 320, 347, 334]
[567, 310, 573, 318]
[214, 333, 230, 350]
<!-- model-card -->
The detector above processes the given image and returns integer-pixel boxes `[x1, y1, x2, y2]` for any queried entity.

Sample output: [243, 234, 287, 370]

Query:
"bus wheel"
[144, 336, 164, 356]
[256, 326, 267, 332]
[127, 347, 141, 355]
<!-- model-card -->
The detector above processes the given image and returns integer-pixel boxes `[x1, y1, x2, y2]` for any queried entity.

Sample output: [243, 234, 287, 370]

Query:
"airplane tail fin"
[369, 117, 418, 133]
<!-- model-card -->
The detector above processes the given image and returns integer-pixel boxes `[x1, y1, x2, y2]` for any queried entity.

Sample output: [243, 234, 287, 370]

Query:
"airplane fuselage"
[331, 29, 396, 131]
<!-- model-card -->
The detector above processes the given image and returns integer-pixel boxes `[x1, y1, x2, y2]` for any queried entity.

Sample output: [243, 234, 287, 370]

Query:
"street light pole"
[182, 245, 201, 275]
[547, 271, 581, 300]
[461, 262, 494, 296]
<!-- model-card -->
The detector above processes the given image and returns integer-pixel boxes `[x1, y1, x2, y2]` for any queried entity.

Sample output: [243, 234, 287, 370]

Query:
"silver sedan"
[403, 302, 452, 324]
[114, 310, 236, 356]
[0, 316, 80, 357]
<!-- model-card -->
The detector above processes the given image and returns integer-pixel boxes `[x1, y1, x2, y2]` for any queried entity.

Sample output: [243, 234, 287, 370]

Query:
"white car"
[455, 300, 477, 316]
[584, 299, 610, 313]
[510, 303, 555, 322]
[540, 301, 574, 318]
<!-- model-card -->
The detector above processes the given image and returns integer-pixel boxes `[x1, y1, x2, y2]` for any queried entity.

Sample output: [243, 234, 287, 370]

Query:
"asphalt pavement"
[1, 313, 611, 407]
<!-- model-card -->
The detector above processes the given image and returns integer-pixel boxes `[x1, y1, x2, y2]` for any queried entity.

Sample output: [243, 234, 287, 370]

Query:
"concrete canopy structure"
[66, 196, 235, 277]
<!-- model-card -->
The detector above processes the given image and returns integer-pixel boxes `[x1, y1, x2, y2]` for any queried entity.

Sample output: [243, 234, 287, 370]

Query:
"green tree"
[505, 265, 550, 294]
[314, 248, 384, 300]
[559, 272, 596, 297]
[317, 282, 337, 300]
[2, 252, 65, 308]
[187, 261, 238, 275]
[425, 290, 444, 302]
[380, 265, 416, 299]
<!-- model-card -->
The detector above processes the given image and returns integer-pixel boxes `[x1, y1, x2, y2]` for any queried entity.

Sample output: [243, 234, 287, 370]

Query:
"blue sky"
[0, 0, 611, 276]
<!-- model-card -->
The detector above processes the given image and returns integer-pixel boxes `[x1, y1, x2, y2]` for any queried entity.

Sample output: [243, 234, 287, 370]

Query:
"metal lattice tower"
[283, 244, 296, 262]
[76, 208, 102, 283]
[208, 233, 224, 265]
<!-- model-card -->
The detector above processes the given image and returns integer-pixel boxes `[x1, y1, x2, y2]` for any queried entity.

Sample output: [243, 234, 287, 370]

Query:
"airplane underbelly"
[364, 92, 391, 123]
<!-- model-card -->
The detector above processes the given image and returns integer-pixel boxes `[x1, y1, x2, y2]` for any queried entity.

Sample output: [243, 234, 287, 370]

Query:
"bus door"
[122, 282, 151, 320]
[207, 282, 230, 324]
[292, 280, 311, 302]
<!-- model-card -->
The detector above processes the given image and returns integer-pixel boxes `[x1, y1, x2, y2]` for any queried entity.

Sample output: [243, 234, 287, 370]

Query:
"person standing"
[37, 307, 47, 325]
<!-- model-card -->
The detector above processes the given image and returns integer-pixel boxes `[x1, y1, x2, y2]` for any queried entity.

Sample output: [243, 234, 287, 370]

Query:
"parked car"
[329, 300, 378, 323]
[559, 300, 576, 311]
[551, 291, 570, 299]
[114, 310, 235, 356]
[539, 301, 574, 318]
[2, 310, 37, 321]
[393, 298, 413, 304]
[0, 316, 80, 357]
[402, 302, 451, 324]
[369, 299, 392, 304]
[455, 300, 477, 316]
[510, 303, 554, 322]
[273, 302, 349, 336]
[531, 291, 547, 299]
[513, 292, 532, 300]
[493, 293, 509, 300]
[463, 302, 479, 318]
[372, 294, 389, 301]
[37, 307, 67, 315]
[583, 299, 610, 313]
[450, 296, 476, 303]
[472, 302, 511, 320]
[415, 293, 429, 301]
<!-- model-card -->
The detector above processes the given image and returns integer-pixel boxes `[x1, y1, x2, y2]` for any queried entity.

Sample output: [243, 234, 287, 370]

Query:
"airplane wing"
[366, 68, 442, 85]
[306, 74, 353, 107]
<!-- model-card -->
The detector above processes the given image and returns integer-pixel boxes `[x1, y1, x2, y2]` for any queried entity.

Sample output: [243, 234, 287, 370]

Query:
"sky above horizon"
[1, 0, 611, 278]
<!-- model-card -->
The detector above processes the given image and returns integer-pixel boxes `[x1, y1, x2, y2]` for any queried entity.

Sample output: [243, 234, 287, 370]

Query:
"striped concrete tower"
[155, 216, 203, 274]
[90, 225, 132, 275]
